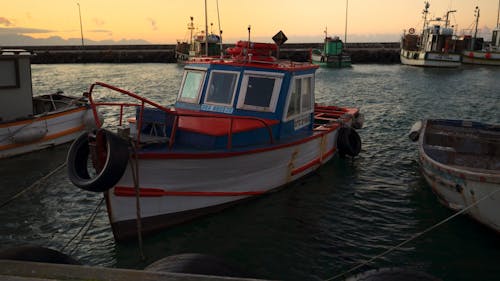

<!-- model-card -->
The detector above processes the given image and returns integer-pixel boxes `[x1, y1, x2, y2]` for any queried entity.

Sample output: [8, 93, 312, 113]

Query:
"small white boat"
[67, 32, 364, 241]
[0, 49, 96, 159]
[400, 2, 461, 68]
[410, 119, 500, 233]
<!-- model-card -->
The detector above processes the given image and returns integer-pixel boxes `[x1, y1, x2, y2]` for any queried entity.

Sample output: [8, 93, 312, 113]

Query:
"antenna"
[204, 0, 208, 56]
[344, 0, 349, 44]
[216, 0, 223, 58]
[422, 1, 430, 31]
[77, 3, 84, 48]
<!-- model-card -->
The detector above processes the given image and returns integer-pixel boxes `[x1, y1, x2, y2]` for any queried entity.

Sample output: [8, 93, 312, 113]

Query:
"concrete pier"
[0, 260, 269, 281]
[4, 43, 400, 64]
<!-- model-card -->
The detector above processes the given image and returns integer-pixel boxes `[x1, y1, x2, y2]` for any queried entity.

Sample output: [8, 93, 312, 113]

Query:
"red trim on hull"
[291, 147, 336, 176]
[113, 186, 265, 197]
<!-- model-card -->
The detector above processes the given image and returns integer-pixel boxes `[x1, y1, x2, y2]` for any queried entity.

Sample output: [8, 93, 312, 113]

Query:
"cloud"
[0, 27, 54, 34]
[0, 17, 13, 26]
[147, 18, 158, 31]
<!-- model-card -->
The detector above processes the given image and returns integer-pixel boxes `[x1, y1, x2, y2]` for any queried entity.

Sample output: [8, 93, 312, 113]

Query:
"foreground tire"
[67, 129, 129, 192]
[0, 245, 80, 265]
[145, 253, 251, 278]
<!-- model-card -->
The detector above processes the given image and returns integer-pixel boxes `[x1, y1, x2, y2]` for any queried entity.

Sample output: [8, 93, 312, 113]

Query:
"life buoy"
[67, 129, 129, 192]
[0, 245, 80, 265]
[337, 127, 361, 157]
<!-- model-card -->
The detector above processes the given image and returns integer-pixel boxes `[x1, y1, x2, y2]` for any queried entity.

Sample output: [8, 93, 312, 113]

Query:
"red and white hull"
[106, 123, 342, 241]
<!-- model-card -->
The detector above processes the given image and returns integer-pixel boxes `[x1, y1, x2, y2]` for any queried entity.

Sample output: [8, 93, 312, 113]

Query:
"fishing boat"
[409, 119, 500, 233]
[461, 5, 500, 66]
[175, 17, 222, 63]
[0, 49, 96, 159]
[66, 31, 365, 241]
[400, 2, 462, 67]
[311, 34, 351, 68]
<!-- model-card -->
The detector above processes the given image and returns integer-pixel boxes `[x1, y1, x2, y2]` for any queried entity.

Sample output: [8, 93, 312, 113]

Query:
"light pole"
[77, 3, 84, 48]
[344, 0, 348, 45]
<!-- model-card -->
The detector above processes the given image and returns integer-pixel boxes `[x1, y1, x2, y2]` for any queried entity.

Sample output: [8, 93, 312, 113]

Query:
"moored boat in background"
[400, 2, 462, 68]
[0, 49, 96, 159]
[66, 31, 364, 242]
[410, 119, 500, 233]
[312, 31, 351, 68]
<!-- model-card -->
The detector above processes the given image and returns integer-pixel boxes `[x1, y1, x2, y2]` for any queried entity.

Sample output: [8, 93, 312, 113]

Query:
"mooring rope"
[129, 141, 145, 260]
[0, 161, 67, 209]
[325, 187, 500, 281]
[61, 197, 104, 255]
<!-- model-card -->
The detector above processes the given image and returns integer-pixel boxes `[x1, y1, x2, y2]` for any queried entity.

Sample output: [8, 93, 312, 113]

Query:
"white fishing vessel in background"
[400, 2, 462, 67]
[0, 49, 96, 159]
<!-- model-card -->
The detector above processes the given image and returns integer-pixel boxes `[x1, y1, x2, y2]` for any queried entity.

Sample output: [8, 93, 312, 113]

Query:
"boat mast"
[189, 16, 194, 51]
[344, 0, 348, 44]
[473, 6, 480, 40]
[497, 0, 500, 28]
[444, 10, 456, 29]
[204, 0, 209, 56]
[422, 2, 430, 31]
[216, 0, 223, 58]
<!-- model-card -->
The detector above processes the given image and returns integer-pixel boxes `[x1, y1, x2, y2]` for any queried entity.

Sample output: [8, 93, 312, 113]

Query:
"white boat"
[461, 5, 500, 66]
[66, 32, 365, 241]
[410, 119, 500, 233]
[400, 2, 461, 68]
[0, 49, 96, 159]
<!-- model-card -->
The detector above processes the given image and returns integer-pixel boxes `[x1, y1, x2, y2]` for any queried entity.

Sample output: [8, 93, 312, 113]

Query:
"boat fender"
[144, 253, 252, 278]
[352, 113, 364, 129]
[67, 129, 129, 192]
[408, 120, 423, 142]
[11, 126, 48, 143]
[337, 127, 361, 157]
[0, 245, 80, 265]
[345, 267, 441, 281]
[82, 109, 104, 130]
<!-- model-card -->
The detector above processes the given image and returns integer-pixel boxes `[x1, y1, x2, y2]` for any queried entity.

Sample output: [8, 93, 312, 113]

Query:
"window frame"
[177, 67, 207, 104]
[236, 70, 283, 112]
[283, 74, 315, 122]
[203, 70, 240, 106]
[0, 59, 20, 89]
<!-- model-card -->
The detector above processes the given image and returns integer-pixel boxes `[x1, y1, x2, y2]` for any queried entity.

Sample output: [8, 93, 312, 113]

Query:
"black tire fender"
[337, 127, 362, 157]
[67, 129, 129, 192]
[0, 245, 80, 265]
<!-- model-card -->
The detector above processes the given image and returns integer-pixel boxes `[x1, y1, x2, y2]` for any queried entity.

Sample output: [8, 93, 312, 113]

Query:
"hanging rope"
[61, 197, 104, 255]
[325, 187, 500, 281]
[0, 162, 67, 209]
[129, 141, 145, 260]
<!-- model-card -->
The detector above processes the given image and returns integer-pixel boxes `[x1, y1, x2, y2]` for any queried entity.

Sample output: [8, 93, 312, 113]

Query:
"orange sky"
[2, 0, 499, 44]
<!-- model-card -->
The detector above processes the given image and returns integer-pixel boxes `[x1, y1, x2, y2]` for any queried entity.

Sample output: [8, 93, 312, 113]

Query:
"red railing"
[85, 81, 275, 149]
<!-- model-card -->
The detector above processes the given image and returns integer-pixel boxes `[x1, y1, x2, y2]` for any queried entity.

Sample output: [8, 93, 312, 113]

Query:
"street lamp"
[77, 3, 84, 48]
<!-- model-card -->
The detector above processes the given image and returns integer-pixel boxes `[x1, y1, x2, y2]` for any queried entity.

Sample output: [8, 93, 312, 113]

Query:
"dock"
[0, 260, 269, 281]
[4, 43, 400, 64]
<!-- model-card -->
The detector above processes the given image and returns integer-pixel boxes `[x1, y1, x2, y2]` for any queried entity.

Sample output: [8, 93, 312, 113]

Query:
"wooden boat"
[409, 119, 500, 232]
[0, 49, 96, 159]
[312, 34, 351, 68]
[461, 5, 500, 66]
[66, 33, 364, 241]
[400, 2, 461, 68]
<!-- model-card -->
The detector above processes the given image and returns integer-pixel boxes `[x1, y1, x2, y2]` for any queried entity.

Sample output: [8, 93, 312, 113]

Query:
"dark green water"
[0, 64, 499, 280]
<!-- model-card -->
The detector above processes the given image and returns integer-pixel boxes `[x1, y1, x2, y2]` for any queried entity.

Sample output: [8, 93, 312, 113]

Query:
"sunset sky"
[1, 0, 499, 45]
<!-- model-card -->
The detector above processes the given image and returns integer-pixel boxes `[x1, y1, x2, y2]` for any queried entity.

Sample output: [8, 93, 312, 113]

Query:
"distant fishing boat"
[66, 30, 364, 242]
[0, 49, 96, 159]
[461, 5, 500, 66]
[175, 17, 221, 63]
[409, 119, 500, 233]
[400, 2, 462, 67]
[311, 33, 351, 68]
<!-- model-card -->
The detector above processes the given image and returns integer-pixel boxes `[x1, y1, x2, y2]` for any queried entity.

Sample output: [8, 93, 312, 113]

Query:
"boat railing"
[85, 81, 275, 150]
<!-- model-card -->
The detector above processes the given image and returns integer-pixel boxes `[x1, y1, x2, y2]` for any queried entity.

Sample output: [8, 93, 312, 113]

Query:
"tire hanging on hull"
[67, 129, 129, 192]
[337, 127, 362, 157]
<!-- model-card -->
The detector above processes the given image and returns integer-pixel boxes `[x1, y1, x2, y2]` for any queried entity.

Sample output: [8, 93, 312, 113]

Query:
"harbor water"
[0, 63, 499, 281]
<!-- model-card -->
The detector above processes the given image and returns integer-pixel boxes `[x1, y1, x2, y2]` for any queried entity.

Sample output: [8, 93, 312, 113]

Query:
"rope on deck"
[325, 187, 500, 281]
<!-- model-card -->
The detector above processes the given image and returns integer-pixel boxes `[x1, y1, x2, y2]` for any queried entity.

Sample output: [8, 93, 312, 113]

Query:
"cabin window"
[285, 75, 314, 120]
[178, 69, 206, 103]
[237, 71, 283, 112]
[204, 70, 239, 105]
[0, 59, 20, 88]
